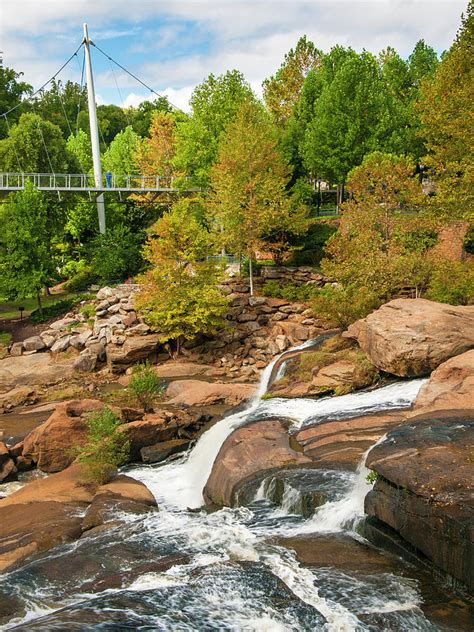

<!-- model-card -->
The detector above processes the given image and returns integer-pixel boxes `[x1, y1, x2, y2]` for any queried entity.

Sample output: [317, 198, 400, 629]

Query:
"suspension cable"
[108, 58, 131, 126]
[2, 114, 23, 172]
[0, 42, 85, 118]
[31, 99, 56, 174]
[90, 41, 182, 112]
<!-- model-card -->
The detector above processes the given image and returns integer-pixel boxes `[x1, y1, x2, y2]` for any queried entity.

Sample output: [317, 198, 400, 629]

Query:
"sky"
[0, 0, 469, 112]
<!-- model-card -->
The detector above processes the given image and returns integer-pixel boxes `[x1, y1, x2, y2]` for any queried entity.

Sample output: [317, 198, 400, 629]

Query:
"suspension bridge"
[0, 24, 197, 233]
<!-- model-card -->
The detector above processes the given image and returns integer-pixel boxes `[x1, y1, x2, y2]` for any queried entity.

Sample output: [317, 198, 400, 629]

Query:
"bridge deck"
[0, 173, 199, 193]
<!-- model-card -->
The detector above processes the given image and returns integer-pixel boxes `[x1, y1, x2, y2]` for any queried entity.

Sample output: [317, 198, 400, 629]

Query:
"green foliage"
[262, 280, 320, 302]
[289, 221, 337, 266]
[79, 303, 96, 319]
[102, 125, 141, 184]
[73, 406, 130, 484]
[29, 296, 82, 324]
[174, 70, 254, 187]
[33, 79, 88, 140]
[366, 470, 379, 485]
[426, 261, 474, 305]
[0, 64, 32, 138]
[89, 225, 144, 283]
[136, 199, 228, 353]
[0, 183, 64, 309]
[463, 226, 474, 254]
[128, 362, 164, 411]
[63, 266, 97, 292]
[66, 129, 93, 174]
[311, 285, 382, 329]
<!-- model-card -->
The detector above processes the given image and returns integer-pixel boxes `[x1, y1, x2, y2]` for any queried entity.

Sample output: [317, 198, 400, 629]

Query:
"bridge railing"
[0, 173, 190, 190]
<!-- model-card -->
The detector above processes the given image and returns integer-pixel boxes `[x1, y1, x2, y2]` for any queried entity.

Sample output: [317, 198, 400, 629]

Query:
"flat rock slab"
[165, 380, 256, 407]
[204, 418, 311, 506]
[153, 362, 221, 379]
[0, 354, 74, 392]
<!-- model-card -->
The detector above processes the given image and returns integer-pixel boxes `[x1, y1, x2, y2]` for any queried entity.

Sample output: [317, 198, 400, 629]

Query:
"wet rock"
[23, 336, 45, 352]
[165, 380, 255, 407]
[22, 399, 104, 472]
[140, 438, 190, 463]
[365, 411, 474, 590]
[343, 298, 474, 377]
[204, 419, 311, 506]
[410, 349, 474, 415]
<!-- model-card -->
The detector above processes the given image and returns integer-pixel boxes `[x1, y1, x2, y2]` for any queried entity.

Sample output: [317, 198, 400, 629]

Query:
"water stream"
[0, 343, 468, 631]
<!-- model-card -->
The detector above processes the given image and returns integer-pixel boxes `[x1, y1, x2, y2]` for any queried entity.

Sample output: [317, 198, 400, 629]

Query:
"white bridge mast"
[83, 23, 106, 234]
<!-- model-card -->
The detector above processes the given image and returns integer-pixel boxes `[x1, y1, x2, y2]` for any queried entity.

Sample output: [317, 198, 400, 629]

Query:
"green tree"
[263, 36, 322, 127]
[173, 70, 254, 187]
[66, 129, 93, 173]
[0, 183, 64, 312]
[129, 96, 172, 137]
[102, 125, 140, 184]
[34, 79, 87, 139]
[97, 104, 128, 144]
[0, 112, 73, 172]
[209, 99, 309, 291]
[0, 61, 32, 138]
[408, 39, 439, 87]
[135, 198, 227, 354]
[417, 2, 473, 220]
[89, 224, 144, 283]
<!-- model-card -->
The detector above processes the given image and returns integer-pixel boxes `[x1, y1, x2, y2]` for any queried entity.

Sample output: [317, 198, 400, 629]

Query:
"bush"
[79, 303, 96, 319]
[63, 266, 98, 292]
[463, 225, 474, 254]
[288, 221, 337, 266]
[311, 285, 382, 328]
[90, 225, 144, 283]
[262, 280, 320, 302]
[128, 362, 165, 410]
[29, 294, 93, 324]
[73, 406, 130, 484]
[426, 260, 474, 305]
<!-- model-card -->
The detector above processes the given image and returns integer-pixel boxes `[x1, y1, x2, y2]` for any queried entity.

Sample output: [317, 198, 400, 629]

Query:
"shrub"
[426, 260, 474, 305]
[463, 225, 474, 254]
[262, 280, 320, 302]
[128, 362, 165, 410]
[311, 285, 382, 328]
[73, 406, 130, 484]
[79, 303, 96, 319]
[63, 266, 98, 292]
[90, 225, 144, 283]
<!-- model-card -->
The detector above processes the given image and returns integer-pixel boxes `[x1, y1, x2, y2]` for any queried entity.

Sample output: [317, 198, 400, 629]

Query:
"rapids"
[0, 343, 469, 631]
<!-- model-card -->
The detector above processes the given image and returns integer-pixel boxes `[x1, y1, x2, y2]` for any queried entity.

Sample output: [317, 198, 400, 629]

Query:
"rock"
[365, 411, 474, 590]
[96, 286, 115, 300]
[0, 385, 34, 408]
[165, 380, 256, 407]
[120, 409, 206, 459]
[153, 362, 217, 378]
[22, 399, 104, 472]
[0, 442, 16, 482]
[69, 330, 92, 350]
[106, 334, 162, 372]
[343, 299, 474, 377]
[73, 351, 97, 373]
[0, 353, 74, 391]
[49, 318, 77, 331]
[9, 342, 23, 357]
[410, 350, 474, 415]
[123, 311, 138, 327]
[296, 411, 408, 469]
[22, 336, 45, 352]
[126, 323, 150, 336]
[51, 335, 71, 353]
[248, 296, 267, 307]
[140, 438, 190, 463]
[40, 334, 56, 349]
[85, 340, 106, 361]
[204, 419, 311, 506]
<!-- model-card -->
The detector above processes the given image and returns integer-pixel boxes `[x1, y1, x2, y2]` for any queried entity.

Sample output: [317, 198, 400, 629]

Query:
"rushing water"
[0, 344, 469, 631]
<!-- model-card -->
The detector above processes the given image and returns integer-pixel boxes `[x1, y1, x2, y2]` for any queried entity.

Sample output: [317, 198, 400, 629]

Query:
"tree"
[102, 125, 140, 184]
[34, 79, 87, 139]
[66, 129, 93, 174]
[135, 198, 227, 354]
[263, 36, 322, 127]
[408, 40, 439, 88]
[129, 96, 172, 137]
[89, 224, 144, 283]
[135, 111, 176, 177]
[173, 70, 254, 187]
[0, 112, 73, 172]
[0, 61, 32, 139]
[209, 99, 309, 292]
[97, 104, 128, 144]
[0, 183, 63, 312]
[417, 2, 474, 220]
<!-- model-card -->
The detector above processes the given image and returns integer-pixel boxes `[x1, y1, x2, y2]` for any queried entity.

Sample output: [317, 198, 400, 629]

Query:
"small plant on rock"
[128, 361, 164, 411]
[74, 406, 130, 484]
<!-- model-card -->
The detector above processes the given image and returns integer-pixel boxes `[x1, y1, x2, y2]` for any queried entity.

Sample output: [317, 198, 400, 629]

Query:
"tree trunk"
[37, 292, 43, 316]
[176, 336, 182, 357]
[249, 256, 254, 296]
[44, 286, 51, 296]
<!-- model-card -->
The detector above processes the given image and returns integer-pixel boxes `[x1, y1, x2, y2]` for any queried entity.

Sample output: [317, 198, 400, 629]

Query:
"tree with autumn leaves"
[208, 98, 309, 293]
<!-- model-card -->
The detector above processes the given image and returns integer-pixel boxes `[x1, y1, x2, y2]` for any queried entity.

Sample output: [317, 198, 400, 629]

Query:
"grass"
[0, 292, 82, 321]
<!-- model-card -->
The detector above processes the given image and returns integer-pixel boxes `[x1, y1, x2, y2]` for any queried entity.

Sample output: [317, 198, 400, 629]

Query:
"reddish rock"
[204, 419, 311, 506]
[410, 349, 474, 415]
[365, 411, 474, 590]
[165, 380, 255, 407]
[0, 442, 16, 483]
[343, 298, 474, 377]
[21, 399, 104, 472]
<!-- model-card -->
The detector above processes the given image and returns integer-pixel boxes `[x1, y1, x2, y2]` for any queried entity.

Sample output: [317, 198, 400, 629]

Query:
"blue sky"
[0, 1, 468, 111]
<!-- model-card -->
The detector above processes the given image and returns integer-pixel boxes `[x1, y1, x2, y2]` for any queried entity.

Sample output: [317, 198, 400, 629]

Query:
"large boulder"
[204, 419, 311, 506]
[365, 411, 474, 590]
[21, 399, 104, 472]
[410, 350, 474, 415]
[0, 442, 16, 483]
[343, 299, 474, 377]
[106, 334, 162, 372]
[0, 464, 156, 572]
[0, 353, 74, 391]
[165, 380, 256, 407]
